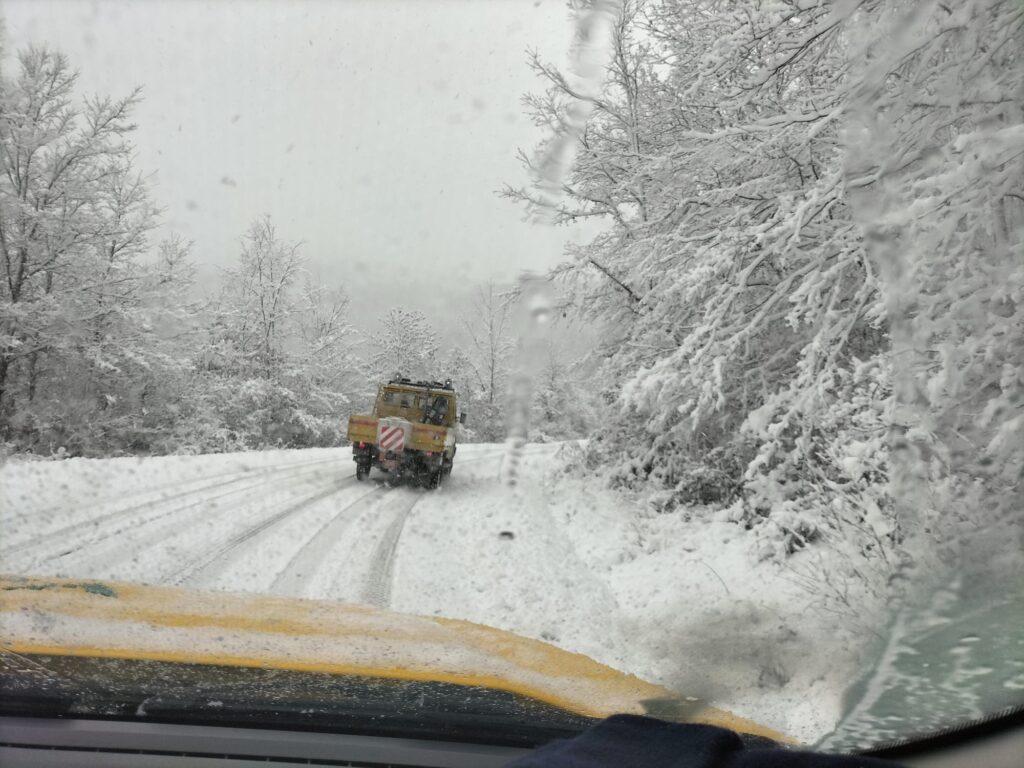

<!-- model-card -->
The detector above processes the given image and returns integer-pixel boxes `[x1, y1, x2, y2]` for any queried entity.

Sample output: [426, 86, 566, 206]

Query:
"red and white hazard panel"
[377, 418, 409, 453]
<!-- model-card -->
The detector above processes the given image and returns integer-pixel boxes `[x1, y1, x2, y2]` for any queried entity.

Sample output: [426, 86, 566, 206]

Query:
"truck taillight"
[359, 441, 366, 448]
[426, 451, 433, 457]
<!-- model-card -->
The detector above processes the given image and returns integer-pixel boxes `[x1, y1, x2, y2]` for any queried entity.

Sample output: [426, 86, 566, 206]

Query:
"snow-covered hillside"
[1, 443, 868, 743]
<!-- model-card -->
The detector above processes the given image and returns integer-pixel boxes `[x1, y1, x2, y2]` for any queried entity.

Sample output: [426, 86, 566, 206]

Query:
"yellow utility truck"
[346, 378, 462, 488]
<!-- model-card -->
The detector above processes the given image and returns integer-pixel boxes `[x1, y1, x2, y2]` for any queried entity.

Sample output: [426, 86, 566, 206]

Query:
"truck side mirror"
[459, 412, 467, 425]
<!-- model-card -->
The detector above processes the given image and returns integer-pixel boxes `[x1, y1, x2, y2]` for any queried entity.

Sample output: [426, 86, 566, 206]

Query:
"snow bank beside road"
[1, 442, 864, 743]
[395, 444, 866, 743]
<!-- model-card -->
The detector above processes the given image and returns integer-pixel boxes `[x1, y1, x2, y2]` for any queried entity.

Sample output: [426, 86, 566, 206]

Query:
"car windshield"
[1, 0, 1021, 756]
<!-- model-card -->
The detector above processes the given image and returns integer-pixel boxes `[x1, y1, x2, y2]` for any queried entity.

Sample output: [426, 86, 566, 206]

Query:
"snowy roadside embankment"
[1, 442, 870, 743]
[394, 444, 872, 744]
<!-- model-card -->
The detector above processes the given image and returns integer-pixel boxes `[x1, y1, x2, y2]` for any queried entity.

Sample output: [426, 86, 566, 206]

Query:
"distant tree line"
[0, 44, 594, 457]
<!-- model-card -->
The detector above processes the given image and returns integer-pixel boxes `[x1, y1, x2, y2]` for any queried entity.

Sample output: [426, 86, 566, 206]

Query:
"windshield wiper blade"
[127, 693, 590, 746]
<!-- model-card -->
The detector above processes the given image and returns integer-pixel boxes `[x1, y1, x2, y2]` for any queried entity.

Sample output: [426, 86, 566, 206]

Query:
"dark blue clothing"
[506, 715, 901, 768]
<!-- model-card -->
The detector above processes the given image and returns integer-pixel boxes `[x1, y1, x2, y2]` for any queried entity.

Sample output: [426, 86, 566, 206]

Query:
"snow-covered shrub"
[671, 440, 760, 507]
[740, 361, 898, 607]
[531, 349, 597, 441]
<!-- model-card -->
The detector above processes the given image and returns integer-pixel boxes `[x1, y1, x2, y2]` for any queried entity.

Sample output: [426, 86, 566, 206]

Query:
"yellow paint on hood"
[0, 574, 792, 743]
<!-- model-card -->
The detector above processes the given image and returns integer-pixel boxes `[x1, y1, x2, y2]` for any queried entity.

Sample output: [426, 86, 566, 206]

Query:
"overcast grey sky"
[1, 0, 597, 328]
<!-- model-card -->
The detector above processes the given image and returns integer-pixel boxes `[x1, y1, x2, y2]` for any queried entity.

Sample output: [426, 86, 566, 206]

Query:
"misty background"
[2, 0, 599, 335]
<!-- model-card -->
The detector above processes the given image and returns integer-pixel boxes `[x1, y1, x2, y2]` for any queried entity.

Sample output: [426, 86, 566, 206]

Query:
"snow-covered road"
[1, 444, 513, 607]
[1, 443, 863, 744]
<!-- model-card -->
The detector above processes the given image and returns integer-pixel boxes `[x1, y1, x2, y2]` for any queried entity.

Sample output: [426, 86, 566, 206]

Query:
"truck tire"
[356, 462, 370, 481]
[426, 468, 443, 490]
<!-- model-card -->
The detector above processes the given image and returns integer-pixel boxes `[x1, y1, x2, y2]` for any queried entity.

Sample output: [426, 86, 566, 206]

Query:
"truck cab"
[346, 378, 461, 488]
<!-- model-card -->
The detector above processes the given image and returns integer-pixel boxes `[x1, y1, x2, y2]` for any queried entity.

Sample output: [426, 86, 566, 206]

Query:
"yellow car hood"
[0, 574, 790, 743]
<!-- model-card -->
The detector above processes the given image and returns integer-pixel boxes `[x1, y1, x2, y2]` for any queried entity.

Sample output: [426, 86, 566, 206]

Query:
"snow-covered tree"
[190, 218, 356, 450]
[295, 277, 361, 391]
[437, 344, 486, 440]
[368, 307, 439, 382]
[462, 283, 515, 407]
[215, 216, 303, 379]
[449, 282, 516, 441]
[509, 0, 1023, 608]
[531, 342, 596, 442]
[0, 46, 167, 453]
[0, 46, 367, 457]
[841, 0, 1024, 579]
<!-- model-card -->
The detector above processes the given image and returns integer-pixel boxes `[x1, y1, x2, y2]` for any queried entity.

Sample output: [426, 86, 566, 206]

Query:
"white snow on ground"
[0, 442, 867, 743]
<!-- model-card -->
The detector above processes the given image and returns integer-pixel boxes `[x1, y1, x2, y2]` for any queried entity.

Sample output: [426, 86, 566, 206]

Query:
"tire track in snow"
[268, 483, 389, 597]
[346, 450, 511, 606]
[360, 492, 423, 608]
[4, 453, 341, 545]
[2, 456, 340, 560]
[6, 460, 340, 574]
[173, 476, 358, 587]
